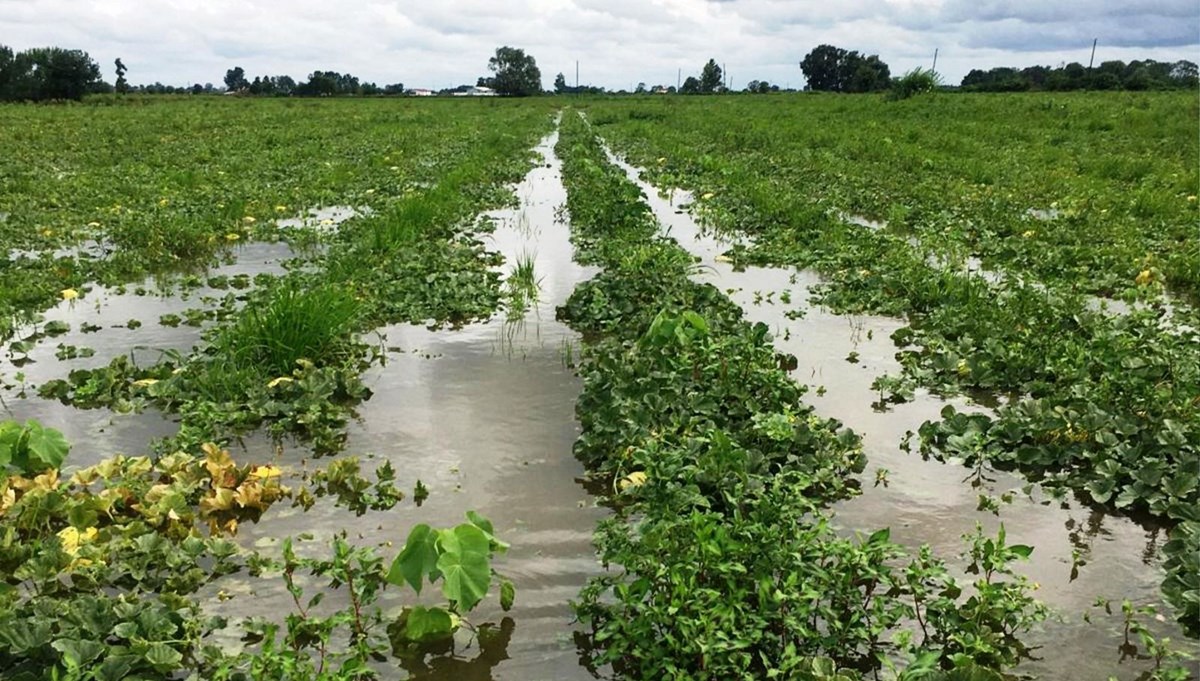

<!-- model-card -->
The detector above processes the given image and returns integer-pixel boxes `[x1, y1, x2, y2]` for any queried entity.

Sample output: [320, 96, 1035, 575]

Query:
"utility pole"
[932, 48, 939, 73]
[677, 68, 681, 90]
[1088, 38, 1098, 69]
[575, 60, 579, 89]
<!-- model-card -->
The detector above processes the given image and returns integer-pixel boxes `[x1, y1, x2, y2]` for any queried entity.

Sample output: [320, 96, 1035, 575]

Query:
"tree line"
[0, 45, 106, 101]
[800, 44, 1198, 93]
[3, 40, 1196, 103]
[961, 59, 1198, 92]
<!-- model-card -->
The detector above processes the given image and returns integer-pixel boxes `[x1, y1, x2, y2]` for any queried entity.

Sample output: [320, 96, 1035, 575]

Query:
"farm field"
[0, 95, 1196, 680]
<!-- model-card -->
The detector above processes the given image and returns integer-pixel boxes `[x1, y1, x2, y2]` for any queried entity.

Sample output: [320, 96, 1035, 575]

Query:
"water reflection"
[395, 618, 515, 680]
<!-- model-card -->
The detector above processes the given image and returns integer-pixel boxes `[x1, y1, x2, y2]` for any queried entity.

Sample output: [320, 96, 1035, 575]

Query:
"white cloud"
[0, 0, 1194, 89]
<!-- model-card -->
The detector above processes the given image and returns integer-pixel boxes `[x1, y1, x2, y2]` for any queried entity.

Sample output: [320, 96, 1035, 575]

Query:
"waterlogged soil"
[205, 129, 607, 680]
[1, 240, 297, 463]
[607, 152, 1200, 680]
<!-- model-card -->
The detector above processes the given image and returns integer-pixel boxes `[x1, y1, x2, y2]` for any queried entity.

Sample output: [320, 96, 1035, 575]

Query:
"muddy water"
[1, 240, 296, 465]
[209, 127, 606, 680]
[607, 152, 1200, 680]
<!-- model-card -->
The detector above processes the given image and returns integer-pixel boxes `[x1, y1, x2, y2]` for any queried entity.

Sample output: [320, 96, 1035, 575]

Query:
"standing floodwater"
[212, 126, 607, 680]
[603, 149, 1199, 680]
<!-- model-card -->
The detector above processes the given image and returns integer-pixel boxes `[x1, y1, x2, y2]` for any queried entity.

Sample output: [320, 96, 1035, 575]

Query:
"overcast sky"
[2, 0, 1197, 89]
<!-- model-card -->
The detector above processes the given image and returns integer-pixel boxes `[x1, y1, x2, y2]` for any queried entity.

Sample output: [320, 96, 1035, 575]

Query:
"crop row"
[553, 109, 1053, 680]
[0, 100, 560, 679]
[580, 95, 1200, 635]
[0, 98, 553, 341]
[25, 102, 553, 455]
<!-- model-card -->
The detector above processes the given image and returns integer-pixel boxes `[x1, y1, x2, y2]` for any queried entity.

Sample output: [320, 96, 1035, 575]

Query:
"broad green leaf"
[24, 421, 70, 470]
[436, 524, 492, 611]
[387, 523, 438, 593]
[1008, 544, 1033, 559]
[867, 528, 890, 545]
[142, 642, 183, 672]
[402, 606, 456, 642]
[51, 638, 105, 669]
[467, 510, 509, 553]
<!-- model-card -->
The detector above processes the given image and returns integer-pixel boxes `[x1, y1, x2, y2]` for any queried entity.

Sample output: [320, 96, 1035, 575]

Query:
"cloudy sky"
[2, 0, 1196, 89]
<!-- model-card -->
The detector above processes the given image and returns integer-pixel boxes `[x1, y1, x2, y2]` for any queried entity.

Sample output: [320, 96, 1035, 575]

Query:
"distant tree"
[553, 72, 568, 94]
[383, 82, 405, 95]
[224, 66, 247, 92]
[801, 44, 845, 91]
[635, 82, 647, 94]
[700, 59, 723, 93]
[114, 58, 129, 94]
[679, 76, 701, 94]
[745, 79, 772, 94]
[0, 47, 104, 101]
[487, 46, 542, 96]
[844, 54, 890, 92]
[1171, 60, 1198, 87]
[191, 83, 203, 95]
[801, 45, 890, 92]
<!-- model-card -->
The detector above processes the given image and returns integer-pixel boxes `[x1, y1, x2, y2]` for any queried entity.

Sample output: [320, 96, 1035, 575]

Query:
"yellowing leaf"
[250, 465, 282, 479]
[618, 471, 648, 491]
[267, 376, 294, 388]
[61, 288, 79, 301]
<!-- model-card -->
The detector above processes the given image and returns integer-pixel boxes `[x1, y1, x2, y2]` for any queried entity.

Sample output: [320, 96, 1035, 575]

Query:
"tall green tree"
[223, 66, 247, 92]
[700, 59, 723, 93]
[114, 58, 128, 93]
[487, 46, 541, 96]
[553, 72, 568, 94]
[801, 44, 845, 91]
[801, 45, 890, 92]
[0, 46, 104, 101]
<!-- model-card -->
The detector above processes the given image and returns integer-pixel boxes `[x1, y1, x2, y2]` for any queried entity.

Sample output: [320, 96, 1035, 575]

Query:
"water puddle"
[2, 240, 296, 465]
[605, 149, 1198, 679]
[205, 124, 606, 680]
[276, 205, 369, 231]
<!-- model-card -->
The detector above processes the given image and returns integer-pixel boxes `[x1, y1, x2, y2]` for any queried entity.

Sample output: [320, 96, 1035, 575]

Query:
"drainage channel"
[212, 122, 606, 680]
[604, 148, 1197, 680]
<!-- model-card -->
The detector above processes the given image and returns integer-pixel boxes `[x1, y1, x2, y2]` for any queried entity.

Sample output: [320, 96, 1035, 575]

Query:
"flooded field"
[1, 97, 1195, 680]
[608, 151, 1198, 680]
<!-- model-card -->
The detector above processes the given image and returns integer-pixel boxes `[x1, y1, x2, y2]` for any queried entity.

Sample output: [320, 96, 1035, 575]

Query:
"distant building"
[453, 85, 496, 97]
[408, 88, 434, 97]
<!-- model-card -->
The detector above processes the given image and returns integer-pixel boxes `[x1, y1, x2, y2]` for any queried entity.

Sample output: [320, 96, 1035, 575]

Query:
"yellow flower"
[242, 216, 256, 225]
[1135, 269, 1153, 286]
[267, 376, 294, 388]
[1022, 230, 1036, 238]
[40, 228, 54, 237]
[701, 192, 715, 200]
[225, 233, 241, 241]
[61, 288, 79, 301]
[158, 198, 169, 207]
[274, 205, 288, 212]
[1188, 195, 1197, 203]
[656, 157, 667, 165]
[618, 471, 647, 491]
